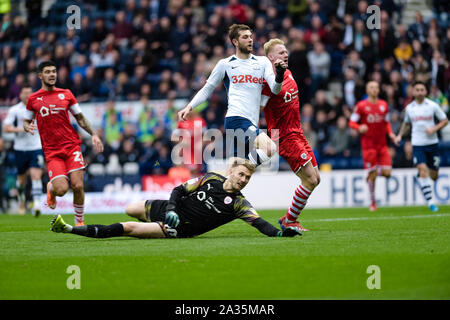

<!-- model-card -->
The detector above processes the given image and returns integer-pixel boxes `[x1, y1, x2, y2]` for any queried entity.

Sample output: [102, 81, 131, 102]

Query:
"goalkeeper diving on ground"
[50, 159, 302, 239]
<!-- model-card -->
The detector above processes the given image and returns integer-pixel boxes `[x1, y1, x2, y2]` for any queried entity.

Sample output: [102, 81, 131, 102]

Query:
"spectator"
[97, 68, 117, 99]
[111, 11, 133, 46]
[288, 39, 310, 104]
[118, 138, 141, 165]
[91, 18, 108, 43]
[287, 0, 309, 25]
[70, 55, 89, 80]
[307, 41, 330, 94]
[430, 50, 446, 92]
[137, 102, 159, 147]
[394, 39, 413, 64]
[102, 100, 124, 151]
[407, 11, 427, 43]
[312, 110, 330, 155]
[71, 72, 90, 103]
[323, 116, 351, 157]
[342, 50, 366, 80]
[302, 121, 318, 151]
[3, 16, 28, 42]
[227, 0, 248, 24]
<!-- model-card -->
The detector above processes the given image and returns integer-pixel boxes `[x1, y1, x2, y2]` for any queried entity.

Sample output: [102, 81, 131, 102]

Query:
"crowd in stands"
[1, 0, 450, 177]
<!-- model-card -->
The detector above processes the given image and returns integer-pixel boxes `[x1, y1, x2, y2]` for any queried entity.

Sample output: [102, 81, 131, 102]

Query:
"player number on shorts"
[73, 151, 84, 163]
[433, 156, 440, 168]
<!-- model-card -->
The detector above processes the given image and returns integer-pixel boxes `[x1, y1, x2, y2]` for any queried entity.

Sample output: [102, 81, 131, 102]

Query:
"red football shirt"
[261, 69, 303, 141]
[26, 87, 81, 154]
[350, 99, 390, 149]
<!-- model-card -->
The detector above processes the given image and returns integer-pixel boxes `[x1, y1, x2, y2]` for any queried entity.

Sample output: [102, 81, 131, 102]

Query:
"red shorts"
[362, 146, 392, 172]
[279, 134, 317, 173]
[45, 144, 86, 182]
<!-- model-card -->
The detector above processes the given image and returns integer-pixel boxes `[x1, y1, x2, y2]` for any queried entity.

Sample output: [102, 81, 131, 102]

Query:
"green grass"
[1, 206, 449, 300]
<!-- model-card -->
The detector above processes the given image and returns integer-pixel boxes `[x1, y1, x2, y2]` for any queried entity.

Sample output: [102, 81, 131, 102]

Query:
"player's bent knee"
[125, 201, 146, 220]
[382, 170, 391, 178]
[52, 181, 69, 196]
[70, 180, 84, 191]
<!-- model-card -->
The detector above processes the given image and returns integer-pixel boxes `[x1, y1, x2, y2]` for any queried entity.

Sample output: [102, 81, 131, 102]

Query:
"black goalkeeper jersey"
[150, 172, 262, 237]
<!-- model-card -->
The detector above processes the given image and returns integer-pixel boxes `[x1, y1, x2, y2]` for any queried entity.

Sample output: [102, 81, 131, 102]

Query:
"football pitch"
[1, 206, 449, 300]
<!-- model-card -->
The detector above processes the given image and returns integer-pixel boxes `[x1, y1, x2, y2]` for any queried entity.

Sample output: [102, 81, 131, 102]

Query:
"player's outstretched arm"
[178, 60, 225, 122]
[73, 113, 104, 153]
[246, 217, 301, 237]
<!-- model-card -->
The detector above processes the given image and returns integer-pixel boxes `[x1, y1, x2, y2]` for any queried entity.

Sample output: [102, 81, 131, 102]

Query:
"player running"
[177, 24, 287, 167]
[395, 81, 448, 212]
[348, 81, 398, 212]
[23, 61, 104, 226]
[260, 39, 320, 232]
[3, 84, 44, 216]
[50, 160, 302, 239]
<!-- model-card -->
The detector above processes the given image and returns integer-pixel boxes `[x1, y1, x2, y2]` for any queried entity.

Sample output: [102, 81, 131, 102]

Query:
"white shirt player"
[3, 101, 42, 151]
[188, 54, 282, 126]
[404, 98, 447, 146]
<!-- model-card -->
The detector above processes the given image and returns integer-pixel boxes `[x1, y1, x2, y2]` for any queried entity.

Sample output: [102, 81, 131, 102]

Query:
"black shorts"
[144, 200, 195, 238]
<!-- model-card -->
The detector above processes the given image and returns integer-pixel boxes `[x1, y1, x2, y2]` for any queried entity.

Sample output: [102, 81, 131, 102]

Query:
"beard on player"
[238, 41, 253, 54]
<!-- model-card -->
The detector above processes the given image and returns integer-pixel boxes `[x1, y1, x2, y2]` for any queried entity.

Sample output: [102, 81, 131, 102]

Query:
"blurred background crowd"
[0, 0, 449, 183]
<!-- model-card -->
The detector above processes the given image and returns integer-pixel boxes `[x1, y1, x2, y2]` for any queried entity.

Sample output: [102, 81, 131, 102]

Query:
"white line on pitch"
[307, 213, 450, 222]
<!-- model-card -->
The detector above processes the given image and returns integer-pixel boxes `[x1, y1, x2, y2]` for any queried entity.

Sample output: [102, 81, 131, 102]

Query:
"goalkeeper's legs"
[51, 214, 166, 238]
[125, 200, 147, 221]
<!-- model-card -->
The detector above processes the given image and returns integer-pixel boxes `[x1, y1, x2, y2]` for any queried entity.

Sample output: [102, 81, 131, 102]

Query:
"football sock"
[285, 184, 312, 222]
[31, 179, 42, 209]
[74, 204, 84, 224]
[71, 223, 124, 238]
[248, 149, 270, 166]
[417, 177, 434, 205]
[367, 178, 376, 204]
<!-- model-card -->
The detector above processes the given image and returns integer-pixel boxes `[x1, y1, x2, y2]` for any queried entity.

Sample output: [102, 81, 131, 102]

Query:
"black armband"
[275, 65, 285, 83]
[252, 218, 281, 237]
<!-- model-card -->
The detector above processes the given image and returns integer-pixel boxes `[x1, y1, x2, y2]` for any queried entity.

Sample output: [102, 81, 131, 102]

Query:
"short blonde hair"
[263, 38, 285, 56]
[227, 157, 256, 174]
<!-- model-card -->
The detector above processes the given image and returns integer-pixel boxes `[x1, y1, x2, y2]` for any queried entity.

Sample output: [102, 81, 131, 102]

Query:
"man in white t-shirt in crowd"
[178, 24, 287, 167]
[3, 84, 44, 216]
[395, 81, 448, 212]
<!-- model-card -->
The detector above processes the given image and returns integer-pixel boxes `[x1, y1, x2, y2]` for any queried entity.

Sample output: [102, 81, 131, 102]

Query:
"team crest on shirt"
[49, 171, 52, 177]
[301, 153, 307, 160]
[224, 196, 232, 205]
[379, 105, 385, 112]
[58, 93, 65, 100]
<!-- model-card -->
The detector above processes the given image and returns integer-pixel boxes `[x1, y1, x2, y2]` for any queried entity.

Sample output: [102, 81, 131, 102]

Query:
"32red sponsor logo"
[231, 75, 263, 84]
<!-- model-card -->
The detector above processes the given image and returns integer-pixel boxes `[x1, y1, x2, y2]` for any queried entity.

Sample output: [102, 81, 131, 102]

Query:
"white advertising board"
[38, 168, 449, 214]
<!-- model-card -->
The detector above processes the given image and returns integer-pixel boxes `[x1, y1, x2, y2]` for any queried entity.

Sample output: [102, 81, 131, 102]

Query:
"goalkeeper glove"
[277, 226, 302, 237]
[165, 210, 180, 228]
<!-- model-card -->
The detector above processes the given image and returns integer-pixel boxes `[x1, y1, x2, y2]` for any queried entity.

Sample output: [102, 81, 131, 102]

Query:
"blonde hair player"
[260, 38, 320, 232]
